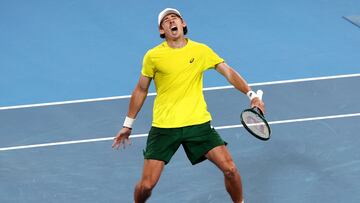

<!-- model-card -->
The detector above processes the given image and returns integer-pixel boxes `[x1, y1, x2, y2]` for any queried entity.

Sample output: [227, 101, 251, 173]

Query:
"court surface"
[1, 0, 360, 203]
[1, 74, 360, 203]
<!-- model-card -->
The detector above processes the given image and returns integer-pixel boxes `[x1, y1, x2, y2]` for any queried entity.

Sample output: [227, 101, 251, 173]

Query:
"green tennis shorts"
[143, 121, 227, 165]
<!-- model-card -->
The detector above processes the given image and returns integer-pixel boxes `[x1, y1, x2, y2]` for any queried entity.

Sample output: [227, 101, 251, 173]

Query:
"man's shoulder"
[188, 39, 211, 50]
[146, 41, 167, 54]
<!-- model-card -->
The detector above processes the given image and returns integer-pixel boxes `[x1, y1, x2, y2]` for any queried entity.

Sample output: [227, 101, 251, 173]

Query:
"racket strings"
[241, 111, 270, 138]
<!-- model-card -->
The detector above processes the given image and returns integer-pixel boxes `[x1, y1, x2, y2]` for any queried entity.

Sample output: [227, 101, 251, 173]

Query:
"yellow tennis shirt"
[141, 39, 224, 128]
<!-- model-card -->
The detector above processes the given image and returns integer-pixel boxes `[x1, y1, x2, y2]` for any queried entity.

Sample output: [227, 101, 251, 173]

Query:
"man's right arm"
[112, 75, 152, 149]
[127, 75, 152, 119]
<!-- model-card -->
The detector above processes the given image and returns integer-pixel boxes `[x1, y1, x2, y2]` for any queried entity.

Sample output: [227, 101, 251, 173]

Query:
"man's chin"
[167, 33, 183, 40]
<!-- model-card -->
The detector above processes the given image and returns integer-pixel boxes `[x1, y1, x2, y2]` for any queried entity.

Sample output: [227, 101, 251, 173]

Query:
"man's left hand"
[251, 97, 265, 114]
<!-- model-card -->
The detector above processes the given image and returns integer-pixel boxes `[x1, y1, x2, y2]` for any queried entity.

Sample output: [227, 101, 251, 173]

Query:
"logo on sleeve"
[189, 58, 195, 63]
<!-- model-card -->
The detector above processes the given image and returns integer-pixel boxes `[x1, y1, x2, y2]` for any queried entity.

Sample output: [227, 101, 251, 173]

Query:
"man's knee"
[134, 180, 156, 203]
[223, 165, 239, 179]
[137, 180, 156, 193]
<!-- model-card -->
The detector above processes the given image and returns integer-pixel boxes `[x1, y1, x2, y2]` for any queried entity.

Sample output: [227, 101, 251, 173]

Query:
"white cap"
[158, 8, 182, 26]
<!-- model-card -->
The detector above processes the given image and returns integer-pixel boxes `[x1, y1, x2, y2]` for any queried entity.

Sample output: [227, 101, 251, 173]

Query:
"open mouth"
[171, 26, 178, 31]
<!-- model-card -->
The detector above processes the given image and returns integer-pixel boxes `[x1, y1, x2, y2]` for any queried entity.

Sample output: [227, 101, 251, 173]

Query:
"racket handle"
[256, 90, 263, 100]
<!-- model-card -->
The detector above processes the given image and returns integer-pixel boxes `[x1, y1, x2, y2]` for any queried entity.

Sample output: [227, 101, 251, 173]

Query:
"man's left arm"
[215, 62, 265, 113]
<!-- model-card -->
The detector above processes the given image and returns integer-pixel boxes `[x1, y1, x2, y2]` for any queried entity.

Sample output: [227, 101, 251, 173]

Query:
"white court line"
[1, 112, 359, 152]
[1, 73, 359, 111]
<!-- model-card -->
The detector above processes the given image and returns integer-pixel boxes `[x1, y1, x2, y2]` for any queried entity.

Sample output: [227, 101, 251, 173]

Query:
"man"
[112, 8, 265, 203]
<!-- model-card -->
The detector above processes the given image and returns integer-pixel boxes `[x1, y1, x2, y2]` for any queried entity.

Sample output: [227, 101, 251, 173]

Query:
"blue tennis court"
[1, 0, 360, 202]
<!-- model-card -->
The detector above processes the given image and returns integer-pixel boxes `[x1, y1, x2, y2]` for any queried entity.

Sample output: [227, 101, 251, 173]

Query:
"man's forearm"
[216, 63, 251, 94]
[127, 85, 148, 119]
[226, 68, 251, 94]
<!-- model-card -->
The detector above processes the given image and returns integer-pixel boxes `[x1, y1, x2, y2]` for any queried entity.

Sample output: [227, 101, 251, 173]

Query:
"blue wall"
[1, 0, 359, 106]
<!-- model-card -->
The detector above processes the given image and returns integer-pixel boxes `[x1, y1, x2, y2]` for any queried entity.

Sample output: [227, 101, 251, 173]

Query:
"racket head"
[240, 107, 271, 141]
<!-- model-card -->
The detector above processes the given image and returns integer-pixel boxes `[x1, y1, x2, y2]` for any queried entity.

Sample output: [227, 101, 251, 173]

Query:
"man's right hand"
[112, 127, 132, 149]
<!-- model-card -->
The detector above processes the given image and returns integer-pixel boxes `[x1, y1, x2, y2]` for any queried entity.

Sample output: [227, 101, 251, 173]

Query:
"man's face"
[159, 13, 186, 39]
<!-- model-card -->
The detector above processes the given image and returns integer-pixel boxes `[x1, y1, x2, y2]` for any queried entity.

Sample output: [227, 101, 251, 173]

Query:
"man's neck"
[166, 37, 188, 48]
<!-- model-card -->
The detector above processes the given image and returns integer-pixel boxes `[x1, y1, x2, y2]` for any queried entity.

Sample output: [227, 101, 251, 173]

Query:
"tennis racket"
[240, 90, 271, 141]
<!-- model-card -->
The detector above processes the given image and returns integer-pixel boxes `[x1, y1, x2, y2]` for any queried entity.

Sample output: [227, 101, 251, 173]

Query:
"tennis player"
[112, 8, 265, 203]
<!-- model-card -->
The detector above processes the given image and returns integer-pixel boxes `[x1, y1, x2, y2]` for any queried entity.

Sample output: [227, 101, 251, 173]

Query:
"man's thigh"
[182, 122, 226, 165]
[205, 145, 236, 170]
[140, 159, 165, 184]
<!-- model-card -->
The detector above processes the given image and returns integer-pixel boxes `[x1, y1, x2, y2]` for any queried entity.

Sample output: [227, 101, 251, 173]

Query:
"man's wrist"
[123, 116, 135, 129]
[123, 126, 132, 130]
[246, 90, 259, 101]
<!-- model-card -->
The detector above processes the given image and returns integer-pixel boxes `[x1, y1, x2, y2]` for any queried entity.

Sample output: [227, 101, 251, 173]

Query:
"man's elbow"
[136, 83, 149, 94]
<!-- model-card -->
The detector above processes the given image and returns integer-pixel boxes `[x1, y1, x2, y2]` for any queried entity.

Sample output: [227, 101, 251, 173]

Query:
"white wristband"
[123, 116, 135, 129]
[246, 90, 259, 101]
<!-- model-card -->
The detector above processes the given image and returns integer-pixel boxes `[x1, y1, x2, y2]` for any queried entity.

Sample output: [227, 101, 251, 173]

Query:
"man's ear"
[181, 19, 187, 29]
[159, 26, 165, 35]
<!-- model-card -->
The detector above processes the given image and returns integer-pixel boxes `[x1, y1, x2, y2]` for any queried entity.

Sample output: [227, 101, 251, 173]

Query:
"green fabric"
[144, 121, 227, 165]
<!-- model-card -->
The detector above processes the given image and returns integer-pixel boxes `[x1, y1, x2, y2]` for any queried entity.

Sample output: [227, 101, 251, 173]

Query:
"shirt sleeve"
[141, 50, 155, 78]
[203, 45, 224, 71]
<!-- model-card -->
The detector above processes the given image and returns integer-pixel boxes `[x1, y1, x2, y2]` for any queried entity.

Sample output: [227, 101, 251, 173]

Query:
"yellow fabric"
[141, 39, 224, 128]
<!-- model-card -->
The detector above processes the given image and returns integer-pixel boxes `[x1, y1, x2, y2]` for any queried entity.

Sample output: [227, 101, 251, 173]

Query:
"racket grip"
[256, 90, 263, 100]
